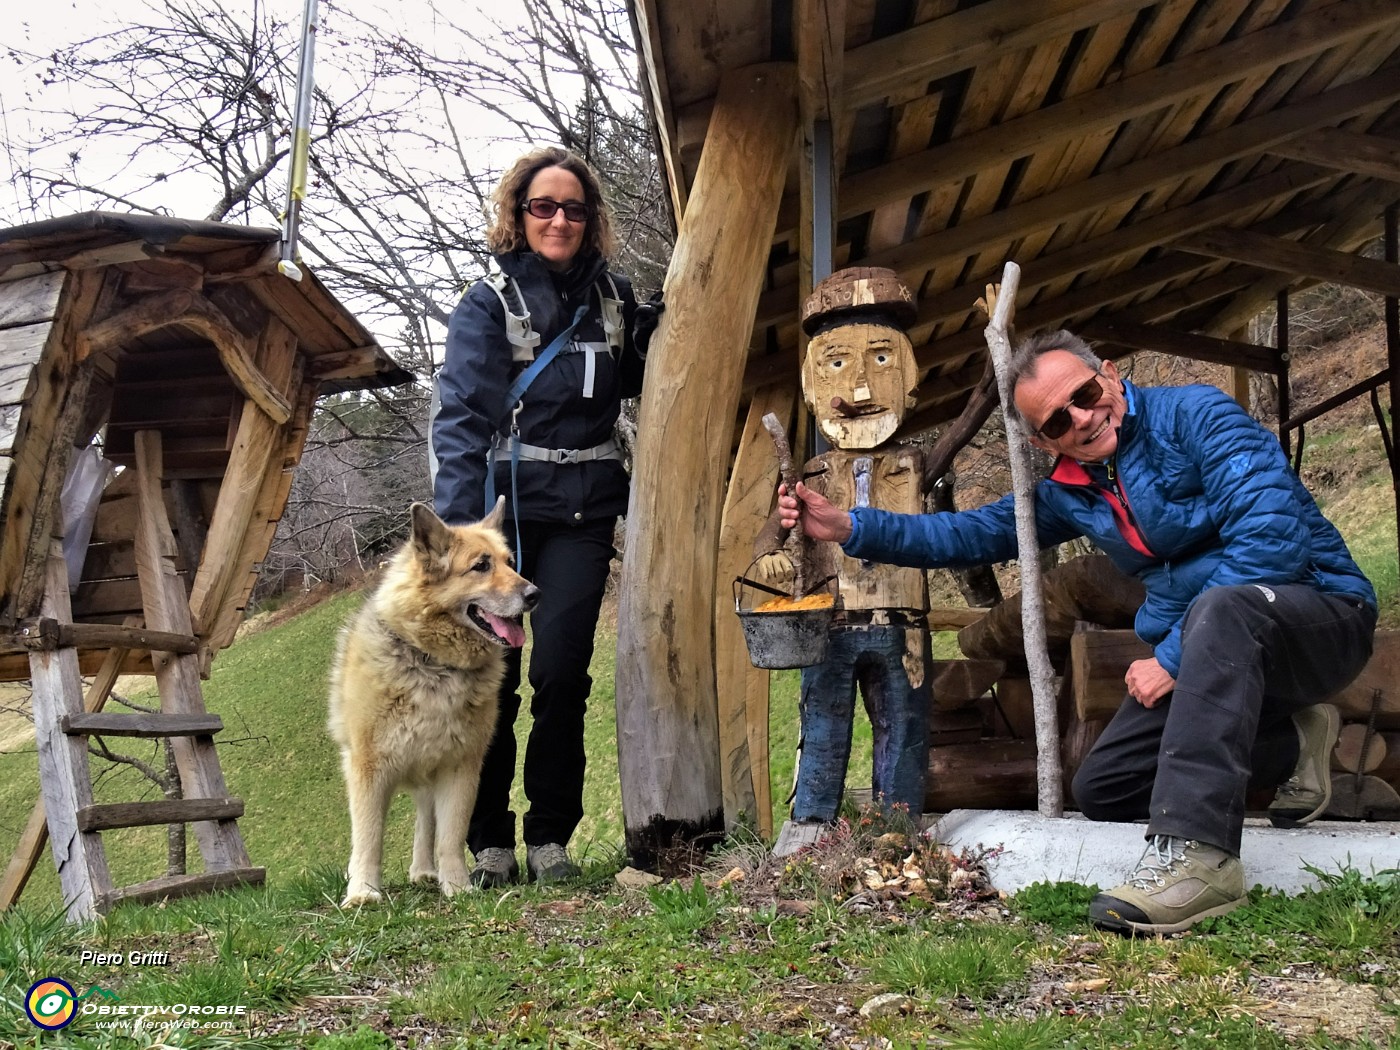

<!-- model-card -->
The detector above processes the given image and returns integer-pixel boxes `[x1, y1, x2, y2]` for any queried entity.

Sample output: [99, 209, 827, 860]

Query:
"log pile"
[923, 555, 1400, 820]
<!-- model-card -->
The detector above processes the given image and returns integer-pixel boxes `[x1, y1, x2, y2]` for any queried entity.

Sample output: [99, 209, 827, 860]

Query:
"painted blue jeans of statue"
[793, 622, 930, 822]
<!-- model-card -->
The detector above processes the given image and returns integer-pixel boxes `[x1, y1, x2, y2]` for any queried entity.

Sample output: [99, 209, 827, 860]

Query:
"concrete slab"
[931, 810, 1400, 896]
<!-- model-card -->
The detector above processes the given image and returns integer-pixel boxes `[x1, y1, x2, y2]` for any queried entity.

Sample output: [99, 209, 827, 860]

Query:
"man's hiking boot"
[1268, 703, 1341, 829]
[469, 847, 520, 889]
[526, 843, 580, 884]
[1089, 835, 1245, 936]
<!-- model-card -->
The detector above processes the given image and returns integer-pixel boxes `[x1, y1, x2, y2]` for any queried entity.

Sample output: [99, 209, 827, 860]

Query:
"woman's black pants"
[1072, 584, 1375, 854]
[467, 517, 616, 854]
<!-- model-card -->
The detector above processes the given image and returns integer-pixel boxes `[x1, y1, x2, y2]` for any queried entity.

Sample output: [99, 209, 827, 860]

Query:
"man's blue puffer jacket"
[844, 380, 1376, 676]
[432, 248, 641, 526]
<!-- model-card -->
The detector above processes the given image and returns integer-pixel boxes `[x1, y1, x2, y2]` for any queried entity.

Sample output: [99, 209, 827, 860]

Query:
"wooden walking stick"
[983, 261, 1065, 817]
[762, 411, 806, 597]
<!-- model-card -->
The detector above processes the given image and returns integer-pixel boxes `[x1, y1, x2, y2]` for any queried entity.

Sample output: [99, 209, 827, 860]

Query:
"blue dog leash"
[485, 303, 589, 556]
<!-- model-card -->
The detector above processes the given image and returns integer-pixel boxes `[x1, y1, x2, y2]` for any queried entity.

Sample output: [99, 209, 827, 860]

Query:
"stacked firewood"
[924, 556, 1400, 820]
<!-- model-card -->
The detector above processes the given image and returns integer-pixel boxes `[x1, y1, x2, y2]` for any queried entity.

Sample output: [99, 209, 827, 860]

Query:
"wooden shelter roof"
[634, 0, 1400, 431]
[0, 212, 411, 395]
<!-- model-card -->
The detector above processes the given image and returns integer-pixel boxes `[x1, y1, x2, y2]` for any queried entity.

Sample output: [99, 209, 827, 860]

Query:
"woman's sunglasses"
[523, 197, 589, 223]
[1034, 374, 1104, 439]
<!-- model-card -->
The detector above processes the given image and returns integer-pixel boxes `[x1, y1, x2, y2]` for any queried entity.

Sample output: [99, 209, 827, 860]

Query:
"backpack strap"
[480, 268, 539, 362]
[596, 272, 625, 356]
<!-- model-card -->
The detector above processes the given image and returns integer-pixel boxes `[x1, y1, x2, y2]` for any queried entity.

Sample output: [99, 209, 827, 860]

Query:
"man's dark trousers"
[1073, 583, 1375, 853]
[467, 517, 615, 854]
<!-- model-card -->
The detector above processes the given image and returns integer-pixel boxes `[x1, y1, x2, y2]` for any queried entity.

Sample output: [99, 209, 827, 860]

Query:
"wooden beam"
[187, 322, 294, 637]
[629, 0, 687, 220]
[1272, 126, 1400, 184]
[795, 0, 844, 302]
[841, 0, 1400, 217]
[1175, 225, 1400, 299]
[79, 290, 291, 424]
[1201, 180, 1400, 337]
[616, 63, 796, 868]
[1079, 318, 1280, 373]
[843, 0, 1155, 110]
[861, 67, 1400, 281]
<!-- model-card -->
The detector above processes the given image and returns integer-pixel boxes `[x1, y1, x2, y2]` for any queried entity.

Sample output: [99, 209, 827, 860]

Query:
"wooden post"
[715, 384, 798, 836]
[617, 63, 797, 867]
[27, 544, 111, 921]
[1276, 291, 1291, 460]
[1386, 204, 1400, 561]
[983, 261, 1064, 817]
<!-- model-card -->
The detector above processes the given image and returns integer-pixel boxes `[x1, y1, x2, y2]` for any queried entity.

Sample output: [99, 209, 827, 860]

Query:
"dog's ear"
[409, 502, 454, 562]
[479, 495, 507, 532]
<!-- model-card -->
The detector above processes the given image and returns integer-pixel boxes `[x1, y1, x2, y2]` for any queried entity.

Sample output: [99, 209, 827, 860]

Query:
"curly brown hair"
[486, 146, 618, 260]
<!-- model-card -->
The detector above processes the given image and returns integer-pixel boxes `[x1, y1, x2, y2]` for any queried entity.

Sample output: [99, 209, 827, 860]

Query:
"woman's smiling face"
[522, 166, 587, 271]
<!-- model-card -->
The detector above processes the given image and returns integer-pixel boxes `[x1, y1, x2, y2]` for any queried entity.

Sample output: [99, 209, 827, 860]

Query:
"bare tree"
[3, 0, 671, 587]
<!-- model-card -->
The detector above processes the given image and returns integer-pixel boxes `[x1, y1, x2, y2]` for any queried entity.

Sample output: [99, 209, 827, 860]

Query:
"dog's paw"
[341, 885, 383, 907]
[409, 868, 439, 885]
[439, 877, 472, 897]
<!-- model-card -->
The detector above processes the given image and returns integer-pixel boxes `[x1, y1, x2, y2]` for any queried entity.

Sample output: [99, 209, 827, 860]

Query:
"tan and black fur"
[329, 499, 537, 906]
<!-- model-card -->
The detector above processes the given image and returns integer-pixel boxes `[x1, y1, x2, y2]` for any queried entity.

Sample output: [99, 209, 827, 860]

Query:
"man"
[777, 328, 1377, 935]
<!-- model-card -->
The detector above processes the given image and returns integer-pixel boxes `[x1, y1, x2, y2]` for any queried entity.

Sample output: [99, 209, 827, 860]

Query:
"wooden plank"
[101, 866, 265, 912]
[133, 430, 251, 872]
[1072, 628, 1147, 721]
[79, 290, 290, 425]
[77, 798, 242, 833]
[0, 271, 66, 329]
[1079, 318, 1280, 373]
[715, 383, 797, 836]
[188, 367, 291, 637]
[1175, 225, 1400, 298]
[617, 63, 796, 866]
[838, 0, 1400, 224]
[62, 712, 223, 738]
[931, 658, 1006, 711]
[861, 67, 1400, 282]
[1, 619, 199, 655]
[843, 0, 1153, 110]
[927, 738, 1039, 811]
[26, 544, 109, 920]
[0, 619, 134, 910]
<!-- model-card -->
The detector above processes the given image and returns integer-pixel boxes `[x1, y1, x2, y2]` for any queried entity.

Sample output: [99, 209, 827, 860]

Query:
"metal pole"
[278, 0, 319, 282]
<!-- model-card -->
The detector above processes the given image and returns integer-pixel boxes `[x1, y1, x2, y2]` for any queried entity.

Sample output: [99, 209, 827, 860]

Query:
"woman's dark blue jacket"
[432, 248, 641, 526]
[844, 380, 1376, 676]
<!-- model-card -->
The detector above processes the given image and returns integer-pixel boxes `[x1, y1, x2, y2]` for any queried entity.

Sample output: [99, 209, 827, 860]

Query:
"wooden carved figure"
[756, 266, 932, 826]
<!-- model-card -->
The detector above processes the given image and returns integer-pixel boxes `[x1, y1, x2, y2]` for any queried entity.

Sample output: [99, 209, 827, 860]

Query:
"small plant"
[1009, 880, 1098, 932]
[938, 1014, 1076, 1049]
[870, 925, 1033, 1000]
[407, 961, 515, 1026]
[646, 877, 725, 939]
[314, 1026, 394, 1049]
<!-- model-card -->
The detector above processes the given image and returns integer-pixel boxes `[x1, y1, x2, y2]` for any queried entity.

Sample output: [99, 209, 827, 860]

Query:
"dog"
[329, 498, 537, 906]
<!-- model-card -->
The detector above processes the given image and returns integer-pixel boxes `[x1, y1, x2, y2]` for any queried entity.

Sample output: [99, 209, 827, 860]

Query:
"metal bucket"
[733, 574, 836, 670]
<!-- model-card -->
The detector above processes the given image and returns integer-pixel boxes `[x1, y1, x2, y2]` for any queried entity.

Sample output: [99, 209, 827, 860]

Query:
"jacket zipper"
[1105, 460, 1155, 557]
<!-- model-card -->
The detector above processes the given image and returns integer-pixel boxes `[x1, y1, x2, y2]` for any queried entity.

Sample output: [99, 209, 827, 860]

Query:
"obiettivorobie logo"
[24, 979, 117, 1030]
[23, 977, 246, 1032]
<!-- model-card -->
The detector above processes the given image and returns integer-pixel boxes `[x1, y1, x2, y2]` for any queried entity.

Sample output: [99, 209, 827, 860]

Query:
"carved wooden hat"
[801, 265, 917, 336]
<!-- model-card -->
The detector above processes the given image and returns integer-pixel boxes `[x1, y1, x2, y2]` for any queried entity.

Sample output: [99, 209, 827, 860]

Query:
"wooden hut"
[0, 212, 410, 918]
[617, 0, 1400, 862]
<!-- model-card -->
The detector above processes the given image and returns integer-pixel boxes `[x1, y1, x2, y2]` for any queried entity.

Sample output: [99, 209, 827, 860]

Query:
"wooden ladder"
[9, 431, 263, 919]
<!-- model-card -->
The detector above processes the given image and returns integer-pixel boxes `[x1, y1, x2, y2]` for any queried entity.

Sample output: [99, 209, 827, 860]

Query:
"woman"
[432, 146, 659, 886]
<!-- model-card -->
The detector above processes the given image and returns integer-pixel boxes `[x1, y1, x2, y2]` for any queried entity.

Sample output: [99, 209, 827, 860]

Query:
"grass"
[0, 611, 1391, 1045]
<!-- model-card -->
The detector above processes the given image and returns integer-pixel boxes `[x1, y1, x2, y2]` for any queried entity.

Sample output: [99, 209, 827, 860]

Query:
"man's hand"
[1125, 657, 1175, 708]
[778, 481, 853, 544]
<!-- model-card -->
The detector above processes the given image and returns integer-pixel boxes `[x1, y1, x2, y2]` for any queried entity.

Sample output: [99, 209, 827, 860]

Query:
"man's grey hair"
[1003, 329, 1104, 430]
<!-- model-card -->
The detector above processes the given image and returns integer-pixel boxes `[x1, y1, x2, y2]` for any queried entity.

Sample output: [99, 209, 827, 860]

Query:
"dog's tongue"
[482, 611, 526, 648]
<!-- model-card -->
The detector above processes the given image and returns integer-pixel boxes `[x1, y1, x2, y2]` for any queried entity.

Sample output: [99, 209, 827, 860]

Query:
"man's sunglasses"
[523, 198, 589, 223]
[1034, 374, 1104, 440]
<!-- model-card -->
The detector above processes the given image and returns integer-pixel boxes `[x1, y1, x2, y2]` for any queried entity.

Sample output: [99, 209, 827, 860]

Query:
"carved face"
[802, 321, 917, 449]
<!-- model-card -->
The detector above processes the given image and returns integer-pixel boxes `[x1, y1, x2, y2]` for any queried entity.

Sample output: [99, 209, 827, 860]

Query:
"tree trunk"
[616, 64, 797, 869]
